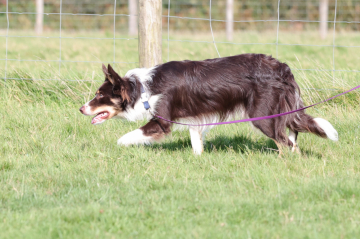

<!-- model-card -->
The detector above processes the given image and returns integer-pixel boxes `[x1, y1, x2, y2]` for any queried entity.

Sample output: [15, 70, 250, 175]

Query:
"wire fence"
[1, 0, 360, 83]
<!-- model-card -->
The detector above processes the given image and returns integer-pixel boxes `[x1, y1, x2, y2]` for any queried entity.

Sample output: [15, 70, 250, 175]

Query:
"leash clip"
[140, 83, 150, 110]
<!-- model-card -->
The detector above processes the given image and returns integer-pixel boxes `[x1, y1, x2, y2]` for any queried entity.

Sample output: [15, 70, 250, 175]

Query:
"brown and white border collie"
[79, 54, 338, 155]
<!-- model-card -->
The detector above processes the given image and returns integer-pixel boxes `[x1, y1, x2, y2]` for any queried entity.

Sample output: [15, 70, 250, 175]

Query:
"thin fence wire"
[2, 0, 359, 84]
[59, 0, 62, 75]
[4, 0, 9, 81]
[3, 11, 360, 24]
[332, 0, 338, 82]
[113, 0, 117, 64]
[276, 0, 280, 58]
[209, 0, 220, 57]
[167, 0, 171, 62]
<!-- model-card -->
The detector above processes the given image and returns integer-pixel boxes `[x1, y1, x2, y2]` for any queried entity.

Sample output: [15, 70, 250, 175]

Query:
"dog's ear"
[102, 64, 109, 77]
[106, 64, 122, 86]
[106, 64, 131, 102]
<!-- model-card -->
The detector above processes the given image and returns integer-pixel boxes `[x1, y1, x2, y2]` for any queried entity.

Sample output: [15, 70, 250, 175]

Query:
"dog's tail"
[290, 112, 338, 141]
[277, 65, 338, 142]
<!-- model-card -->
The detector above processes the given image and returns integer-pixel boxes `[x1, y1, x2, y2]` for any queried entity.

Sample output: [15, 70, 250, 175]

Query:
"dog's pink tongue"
[91, 116, 100, 124]
[91, 112, 109, 124]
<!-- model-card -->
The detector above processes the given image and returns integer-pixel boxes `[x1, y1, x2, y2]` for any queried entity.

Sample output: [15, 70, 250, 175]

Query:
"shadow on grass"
[149, 134, 323, 158]
[149, 135, 278, 155]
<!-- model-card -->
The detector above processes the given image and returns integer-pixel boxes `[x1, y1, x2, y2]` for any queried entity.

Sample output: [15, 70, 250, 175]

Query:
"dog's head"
[79, 64, 134, 125]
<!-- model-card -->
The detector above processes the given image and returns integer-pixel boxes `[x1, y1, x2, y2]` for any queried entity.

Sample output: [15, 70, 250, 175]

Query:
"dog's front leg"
[117, 128, 154, 146]
[189, 127, 204, 155]
[117, 119, 171, 146]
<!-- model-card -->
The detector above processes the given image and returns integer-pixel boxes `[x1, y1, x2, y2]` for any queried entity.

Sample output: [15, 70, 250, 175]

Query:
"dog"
[79, 54, 338, 155]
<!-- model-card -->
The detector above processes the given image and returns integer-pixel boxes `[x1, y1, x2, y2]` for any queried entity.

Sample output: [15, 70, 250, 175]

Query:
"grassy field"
[1, 31, 360, 238]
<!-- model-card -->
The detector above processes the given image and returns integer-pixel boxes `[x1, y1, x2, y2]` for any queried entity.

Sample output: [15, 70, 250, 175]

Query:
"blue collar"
[140, 83, 150, 110]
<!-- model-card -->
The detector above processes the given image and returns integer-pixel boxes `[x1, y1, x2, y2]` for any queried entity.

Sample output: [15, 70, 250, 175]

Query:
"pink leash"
[155, 84, 360, 127]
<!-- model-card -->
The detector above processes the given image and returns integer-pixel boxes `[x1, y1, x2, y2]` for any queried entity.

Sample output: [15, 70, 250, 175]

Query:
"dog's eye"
[99, 94, 103, 98]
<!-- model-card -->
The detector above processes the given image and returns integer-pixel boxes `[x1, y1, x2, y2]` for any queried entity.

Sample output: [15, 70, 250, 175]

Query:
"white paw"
[117, 137, 131, 146]
[117, 129, 153, 146]
[192, 148, 203, 155]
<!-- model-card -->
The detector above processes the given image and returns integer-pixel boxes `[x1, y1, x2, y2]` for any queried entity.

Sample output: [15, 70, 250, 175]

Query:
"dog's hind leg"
[272, 139, 284, 156]
[251, 118, 291, 155]
[289, 129, 300, 154]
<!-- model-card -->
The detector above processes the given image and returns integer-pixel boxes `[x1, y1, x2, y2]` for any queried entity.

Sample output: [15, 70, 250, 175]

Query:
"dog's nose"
[79, 106, 85, 114]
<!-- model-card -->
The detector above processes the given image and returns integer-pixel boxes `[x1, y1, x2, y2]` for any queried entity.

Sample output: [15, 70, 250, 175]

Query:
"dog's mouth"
[91, 111, 110, 125]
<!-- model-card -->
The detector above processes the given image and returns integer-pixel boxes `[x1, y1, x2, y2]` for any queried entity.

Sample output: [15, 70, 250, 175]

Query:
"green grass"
[1, 31, 360, 238]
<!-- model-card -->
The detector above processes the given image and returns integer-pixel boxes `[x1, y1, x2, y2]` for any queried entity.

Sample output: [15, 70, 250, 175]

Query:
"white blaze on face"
[80, 99, 94, 115]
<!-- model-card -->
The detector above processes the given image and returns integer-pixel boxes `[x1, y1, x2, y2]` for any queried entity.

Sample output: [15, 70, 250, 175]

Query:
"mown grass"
[1, 31, 360, 238]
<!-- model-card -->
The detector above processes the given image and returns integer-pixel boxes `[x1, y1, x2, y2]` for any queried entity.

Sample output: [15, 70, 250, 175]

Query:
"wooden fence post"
[138, 0, 162, 68]
[35, 0, 44, 35]
[226, 0, 233, 41]
[129, 0, 137, 35]
[319, 0, 329, 39]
